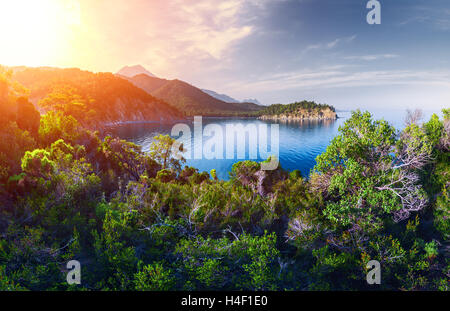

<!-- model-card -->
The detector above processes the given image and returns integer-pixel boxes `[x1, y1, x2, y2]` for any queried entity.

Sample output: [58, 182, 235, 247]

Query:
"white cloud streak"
[344, 54, 399, 61]
[304, 35, 357, 53]
[225, 67, 450, 93]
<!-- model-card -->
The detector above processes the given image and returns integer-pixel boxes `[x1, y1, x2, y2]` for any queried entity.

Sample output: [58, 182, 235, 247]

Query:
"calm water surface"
[106, 109, 441, 180]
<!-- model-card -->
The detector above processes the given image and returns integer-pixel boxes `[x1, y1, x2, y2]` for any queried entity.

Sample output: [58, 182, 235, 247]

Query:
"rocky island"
[258, 100, 337, 121]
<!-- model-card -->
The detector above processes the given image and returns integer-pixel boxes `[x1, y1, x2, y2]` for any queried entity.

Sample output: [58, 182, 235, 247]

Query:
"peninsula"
[258, 101, 337, 121]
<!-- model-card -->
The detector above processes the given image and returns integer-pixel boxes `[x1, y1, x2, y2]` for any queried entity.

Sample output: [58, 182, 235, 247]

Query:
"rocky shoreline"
[258, 107, 337, 121]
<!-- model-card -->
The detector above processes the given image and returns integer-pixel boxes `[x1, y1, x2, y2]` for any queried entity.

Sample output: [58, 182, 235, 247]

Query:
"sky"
[0, 0, 449, 111]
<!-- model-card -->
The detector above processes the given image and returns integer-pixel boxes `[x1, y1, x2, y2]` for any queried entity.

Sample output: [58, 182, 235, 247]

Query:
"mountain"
[117, 65, 156, 78]
[201, 89, 263, 107]
[12, 67, 182, 125]
[126, 74, 169, 93]
[242, 98, 261, 106]
[201, 89, 240, 103]
[125, 74, 264, 116]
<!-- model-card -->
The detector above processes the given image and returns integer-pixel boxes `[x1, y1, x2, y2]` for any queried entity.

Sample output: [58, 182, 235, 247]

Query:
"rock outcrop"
[259, 107, 337, 121]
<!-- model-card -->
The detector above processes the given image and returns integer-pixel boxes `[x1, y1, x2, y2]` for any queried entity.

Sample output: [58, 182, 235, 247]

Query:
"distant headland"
[258, 101, 337, 121]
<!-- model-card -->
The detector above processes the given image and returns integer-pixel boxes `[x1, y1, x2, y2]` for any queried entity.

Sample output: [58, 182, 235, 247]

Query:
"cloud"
[344, 54, 399, 61]
[169, 0, 253, 59]
[225, 67, 450, 93]
[399, 6, 450, 31]
[304, 35, 356, 53]
[77, 0, 275, 76]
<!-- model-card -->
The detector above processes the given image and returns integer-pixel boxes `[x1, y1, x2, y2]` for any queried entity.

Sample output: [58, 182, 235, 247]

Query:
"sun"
[0, 0, 81, 67]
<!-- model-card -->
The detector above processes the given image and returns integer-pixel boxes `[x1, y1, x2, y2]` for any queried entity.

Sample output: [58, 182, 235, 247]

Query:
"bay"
[106, 109, 442, 180]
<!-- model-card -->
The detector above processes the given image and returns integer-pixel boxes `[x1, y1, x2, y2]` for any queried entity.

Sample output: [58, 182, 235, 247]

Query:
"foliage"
[149, 134, 185, 172]
[39, 111, 82, 146]
[0, 102, 448, 291]
[16, 97, 40, 137]
[259, 100, 335, 116]
[0, 122, 36, 183]
[313, 110, 433, 230]
[134, 262, 176, 291]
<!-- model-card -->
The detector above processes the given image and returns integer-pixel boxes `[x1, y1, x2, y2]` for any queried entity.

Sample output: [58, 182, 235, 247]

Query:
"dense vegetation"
[0, 67, 449, 291]
[12, 67, 182, 126]
[259, 100, 336, 117]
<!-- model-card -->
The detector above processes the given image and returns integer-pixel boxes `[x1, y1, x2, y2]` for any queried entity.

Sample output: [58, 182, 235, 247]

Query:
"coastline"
[102, 113, 340, 128]
[102, 117, 188, 127]
[258, 113, 338, 121]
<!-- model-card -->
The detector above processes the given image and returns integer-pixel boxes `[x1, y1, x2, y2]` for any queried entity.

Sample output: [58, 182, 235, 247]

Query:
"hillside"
[12, 67, 182, 126]
[124, 74, 169, 94]
[259, 100, 337, 121]
[126, 74, 264, 116]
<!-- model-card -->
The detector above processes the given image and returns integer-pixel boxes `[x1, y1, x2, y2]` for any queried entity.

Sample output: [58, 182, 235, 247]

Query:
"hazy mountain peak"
[242, 98, 261, 105]
[201, 89, 240, 103]
[117, 65, 156, 78]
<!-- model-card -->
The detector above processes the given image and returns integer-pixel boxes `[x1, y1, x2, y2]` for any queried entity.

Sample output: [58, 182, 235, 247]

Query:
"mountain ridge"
[12, 67, 182, 126]
[123, 73, 264, 116]
[201, 89, 240, 103]
[117, 65, 156, 78]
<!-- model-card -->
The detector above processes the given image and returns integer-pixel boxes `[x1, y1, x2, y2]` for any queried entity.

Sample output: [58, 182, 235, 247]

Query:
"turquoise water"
[106, 109, 442, 180]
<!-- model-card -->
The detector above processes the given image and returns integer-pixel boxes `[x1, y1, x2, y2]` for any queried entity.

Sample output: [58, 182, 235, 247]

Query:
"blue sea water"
[106, 109, 443, 180]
